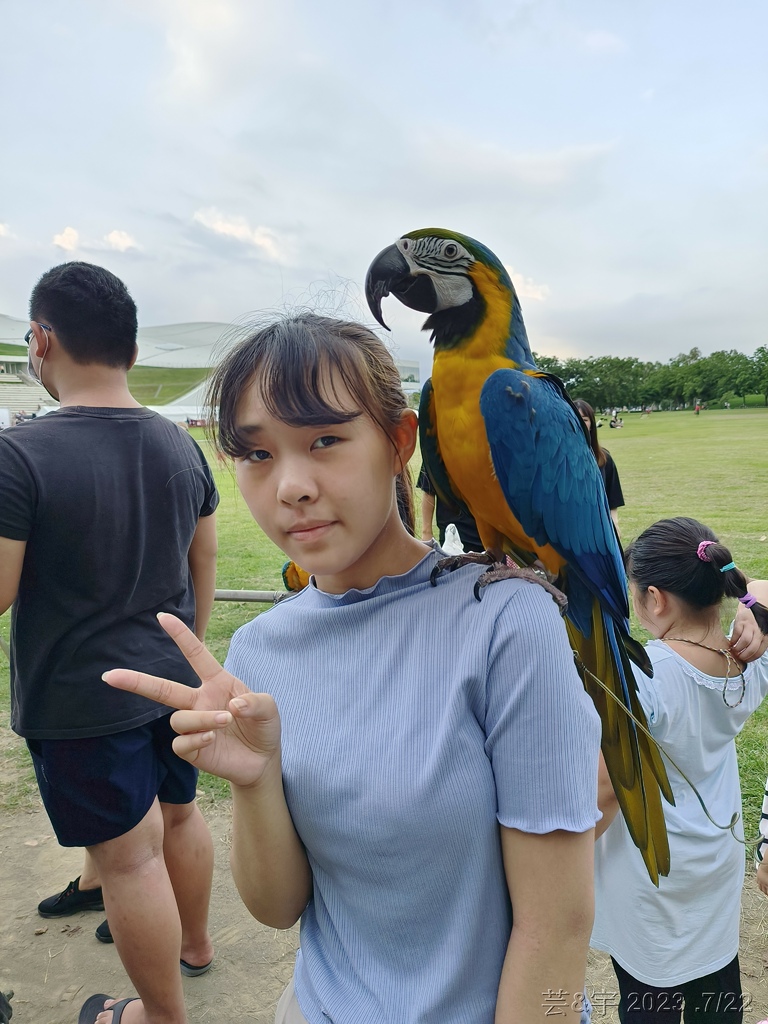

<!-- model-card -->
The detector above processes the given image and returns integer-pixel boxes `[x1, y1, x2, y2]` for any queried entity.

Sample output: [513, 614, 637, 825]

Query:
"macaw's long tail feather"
[567, 601, 673, 886]
[622, 631, 654, 677]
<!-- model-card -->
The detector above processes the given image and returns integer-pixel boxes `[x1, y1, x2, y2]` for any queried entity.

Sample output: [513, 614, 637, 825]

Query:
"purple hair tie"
[739, 593, 758, 608]
[697, 540, 716, 561]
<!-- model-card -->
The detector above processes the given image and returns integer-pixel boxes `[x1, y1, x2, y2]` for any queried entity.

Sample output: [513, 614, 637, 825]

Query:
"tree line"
[531, 346, 768, 411]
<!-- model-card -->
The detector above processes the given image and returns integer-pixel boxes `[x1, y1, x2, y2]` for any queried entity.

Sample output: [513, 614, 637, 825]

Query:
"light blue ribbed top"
[225, 546, 601, 1024]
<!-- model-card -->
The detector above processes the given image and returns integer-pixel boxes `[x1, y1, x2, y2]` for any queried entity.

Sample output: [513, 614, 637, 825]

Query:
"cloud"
[104, 229, 140, 252]
[53, 226, 80, 251]
[0, 224, 12, 239]
[581, 30, 626, 54]
[505, 266, 550, 302]
[193, 207, 287, 261]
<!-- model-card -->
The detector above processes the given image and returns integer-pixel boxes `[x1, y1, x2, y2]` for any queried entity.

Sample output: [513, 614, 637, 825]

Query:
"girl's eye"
[245, 449, 271, 462]
[312, 435, 340, 450]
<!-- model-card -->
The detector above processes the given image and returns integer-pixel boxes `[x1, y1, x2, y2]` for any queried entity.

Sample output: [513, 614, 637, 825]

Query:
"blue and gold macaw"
[365, 228, 673, 883]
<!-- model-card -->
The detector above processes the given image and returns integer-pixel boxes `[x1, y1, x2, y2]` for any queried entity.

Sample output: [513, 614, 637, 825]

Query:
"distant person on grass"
[574, 399, 625, 534]
[0, 262, 219, 1024]
[103, 314, 600, 1024]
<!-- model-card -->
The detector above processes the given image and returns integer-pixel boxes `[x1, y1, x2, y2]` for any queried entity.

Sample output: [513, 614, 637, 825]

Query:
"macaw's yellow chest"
[430, 354, 512, 529]
[430, 352, 563, 570]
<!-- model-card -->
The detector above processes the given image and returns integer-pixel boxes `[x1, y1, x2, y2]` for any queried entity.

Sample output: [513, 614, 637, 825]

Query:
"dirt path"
[3, 799, 768, 1023]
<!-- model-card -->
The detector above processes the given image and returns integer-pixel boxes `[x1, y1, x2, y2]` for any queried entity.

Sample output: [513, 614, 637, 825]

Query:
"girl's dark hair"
[625, 516, 768, 633]
[572, 399, 607, 468]
[206, 313, 414, 534]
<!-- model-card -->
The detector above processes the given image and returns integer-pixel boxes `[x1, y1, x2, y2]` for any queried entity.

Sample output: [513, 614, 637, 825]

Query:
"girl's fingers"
[157, 613, 231, 684]
[103, 668, 199, 710]
[172, 731, 216, 761]
[169, 709, 232, 735]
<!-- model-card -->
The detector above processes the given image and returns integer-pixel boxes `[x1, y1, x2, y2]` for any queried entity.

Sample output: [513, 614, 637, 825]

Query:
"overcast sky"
[1, 0, 766, 378]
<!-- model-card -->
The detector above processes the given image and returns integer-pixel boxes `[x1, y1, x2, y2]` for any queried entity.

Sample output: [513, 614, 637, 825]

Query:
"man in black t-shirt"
[0, 263, 219, 1023]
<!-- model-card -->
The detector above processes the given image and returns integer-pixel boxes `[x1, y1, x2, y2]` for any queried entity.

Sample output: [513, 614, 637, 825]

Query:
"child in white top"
[592, 516, 768, 1023]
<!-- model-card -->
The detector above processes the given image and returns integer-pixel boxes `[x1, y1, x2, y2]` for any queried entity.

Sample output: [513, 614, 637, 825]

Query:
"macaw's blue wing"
[418, 379, 475, 520]
[479, 369, 628, 634]
[480, 368, 671, 885]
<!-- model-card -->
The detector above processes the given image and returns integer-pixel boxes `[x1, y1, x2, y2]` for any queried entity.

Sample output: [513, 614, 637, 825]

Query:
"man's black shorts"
[27, 713, 198, 846]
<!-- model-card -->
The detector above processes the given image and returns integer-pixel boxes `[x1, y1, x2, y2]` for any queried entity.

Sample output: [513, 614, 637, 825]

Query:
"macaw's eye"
[444, 243, 458, 258]
[402, 239, 410, 250]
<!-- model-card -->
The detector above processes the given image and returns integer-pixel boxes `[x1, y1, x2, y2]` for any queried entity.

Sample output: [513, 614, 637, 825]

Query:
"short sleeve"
[186, 436, 219, 517]
[0, 436, 37, 540]
[484, 585, 602, 834]
[601, 453, 625, 510]
[631, 661, 658, 723]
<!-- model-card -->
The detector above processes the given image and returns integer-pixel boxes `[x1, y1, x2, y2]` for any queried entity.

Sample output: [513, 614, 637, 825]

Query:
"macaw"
[365, 228, 673, 884]
[282, 560, 311, 593]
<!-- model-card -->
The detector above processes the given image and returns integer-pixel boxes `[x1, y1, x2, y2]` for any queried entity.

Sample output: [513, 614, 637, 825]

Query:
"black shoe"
[37, 877, 105, 918]
[95, 919, 113, 944]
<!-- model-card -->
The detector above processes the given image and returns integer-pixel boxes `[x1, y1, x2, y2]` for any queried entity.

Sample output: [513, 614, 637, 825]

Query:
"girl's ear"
[390, 409, 419, 471]
[645, 586, 669, 621]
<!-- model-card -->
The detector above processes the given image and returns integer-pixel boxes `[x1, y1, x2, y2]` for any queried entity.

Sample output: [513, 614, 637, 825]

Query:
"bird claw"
[473, 564, 569, 614]
[430, 550, 497, 587]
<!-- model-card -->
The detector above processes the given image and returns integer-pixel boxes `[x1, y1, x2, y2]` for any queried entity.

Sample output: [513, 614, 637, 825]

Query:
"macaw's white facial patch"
[396, 235, 475, 311]
[431, 272, 474, 311]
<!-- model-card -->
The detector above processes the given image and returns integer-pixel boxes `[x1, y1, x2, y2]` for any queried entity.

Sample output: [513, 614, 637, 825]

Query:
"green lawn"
[1, 408, 768, 839]
[127, 366, 210, 406]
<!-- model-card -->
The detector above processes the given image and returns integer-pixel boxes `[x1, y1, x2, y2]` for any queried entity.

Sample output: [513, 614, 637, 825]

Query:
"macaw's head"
[365, 228, 534, 366]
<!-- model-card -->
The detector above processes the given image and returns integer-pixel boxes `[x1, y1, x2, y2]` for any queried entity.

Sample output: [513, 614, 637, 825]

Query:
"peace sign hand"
[104, 613, 281, 789]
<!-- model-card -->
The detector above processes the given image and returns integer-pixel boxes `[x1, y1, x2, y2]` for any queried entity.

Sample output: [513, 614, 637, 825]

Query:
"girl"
[591, 516, 768, 1023]
[90, 315, 602, 1024]
[573, 399, 624, 534]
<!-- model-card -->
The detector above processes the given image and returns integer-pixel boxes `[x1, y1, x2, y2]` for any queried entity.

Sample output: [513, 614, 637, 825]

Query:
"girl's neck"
[658, 612, 743, 676]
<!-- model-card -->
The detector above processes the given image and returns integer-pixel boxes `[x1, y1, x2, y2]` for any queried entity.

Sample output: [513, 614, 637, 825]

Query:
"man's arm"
[187, 513, 218, 641]
[0, 537, 26, 615]
[495, 826, 594, 1023]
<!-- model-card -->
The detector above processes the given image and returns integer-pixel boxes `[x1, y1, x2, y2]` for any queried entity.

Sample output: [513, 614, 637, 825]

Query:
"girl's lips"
[287, 522, 335, 541]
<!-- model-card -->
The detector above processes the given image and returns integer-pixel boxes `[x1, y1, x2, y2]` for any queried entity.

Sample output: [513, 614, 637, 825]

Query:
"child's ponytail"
[697, 539, 768, 634]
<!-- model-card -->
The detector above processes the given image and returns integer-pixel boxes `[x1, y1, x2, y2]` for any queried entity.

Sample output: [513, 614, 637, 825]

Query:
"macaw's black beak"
[365, 244, 438, 330]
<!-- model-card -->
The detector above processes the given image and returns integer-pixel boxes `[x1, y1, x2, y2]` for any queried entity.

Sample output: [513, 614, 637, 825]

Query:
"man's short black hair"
[29, 262, 138, 368]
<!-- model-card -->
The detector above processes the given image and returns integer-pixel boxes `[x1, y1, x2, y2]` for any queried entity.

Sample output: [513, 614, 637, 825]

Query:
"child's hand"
[104, 613, 281, 788]
[757, 858, 768, 896]
[730, 603, 768, 662]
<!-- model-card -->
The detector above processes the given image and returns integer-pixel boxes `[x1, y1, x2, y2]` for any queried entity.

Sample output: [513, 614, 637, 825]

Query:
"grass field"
[126, 366, 210, 405]
[1, 407, 768, 838]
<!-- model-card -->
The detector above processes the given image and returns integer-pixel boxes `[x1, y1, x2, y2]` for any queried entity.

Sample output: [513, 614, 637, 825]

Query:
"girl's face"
[233, 371, 421, 594]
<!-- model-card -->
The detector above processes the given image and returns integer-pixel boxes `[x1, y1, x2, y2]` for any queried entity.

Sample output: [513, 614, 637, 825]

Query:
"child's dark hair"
[573, 399, 606, 468]
[625, 516, 768, 633]
[206, 313, 414, 533]
[29, 261, 137, 368]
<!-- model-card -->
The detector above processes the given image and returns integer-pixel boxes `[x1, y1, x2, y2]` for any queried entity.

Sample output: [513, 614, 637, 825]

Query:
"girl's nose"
[276, 463, 318, 505]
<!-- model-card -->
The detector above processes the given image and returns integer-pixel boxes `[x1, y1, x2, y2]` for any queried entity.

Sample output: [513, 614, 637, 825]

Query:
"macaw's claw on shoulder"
[474, 564, 569, 614]
[430, 550, 496, 586]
